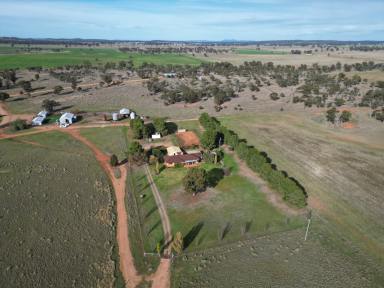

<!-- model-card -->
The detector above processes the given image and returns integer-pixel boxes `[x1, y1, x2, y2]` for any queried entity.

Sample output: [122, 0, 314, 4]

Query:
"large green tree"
[130, 118, 146, 139]
[326, 107, 338, 124]
[183, 167, 207, 195]
[201, 129, 218, 150]
[153, 117, 167, 135]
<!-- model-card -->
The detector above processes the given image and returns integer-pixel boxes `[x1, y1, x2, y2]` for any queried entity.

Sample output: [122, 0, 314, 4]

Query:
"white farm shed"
[37, 110, 48, 118]
[32, 116, 45, 126]
[129, 112, 136, 119]
[59, 112, 76, 127]
[119, 108, 130, 116]
[151, 132, 161, 140]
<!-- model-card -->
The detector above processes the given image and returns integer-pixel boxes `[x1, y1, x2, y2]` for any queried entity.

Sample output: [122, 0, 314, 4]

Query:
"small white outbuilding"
[119, 108, 130, 117]
[59, 112, 76, 128]
[32, 116, 45, 126]
[151, 132, 161, 140]
[129, 112, 136, 119]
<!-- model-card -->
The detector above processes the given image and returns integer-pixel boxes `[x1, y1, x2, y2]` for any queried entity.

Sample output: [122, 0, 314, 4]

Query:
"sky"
[0, 0, 383, 41]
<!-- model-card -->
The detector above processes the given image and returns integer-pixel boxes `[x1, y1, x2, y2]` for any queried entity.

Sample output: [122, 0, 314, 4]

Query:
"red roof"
[164, 153, 201, 164]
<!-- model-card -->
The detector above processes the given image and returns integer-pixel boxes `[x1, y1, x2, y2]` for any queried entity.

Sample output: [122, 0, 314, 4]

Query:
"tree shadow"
[166, 122, 178, 134]
[184, 221, 204, 249]
[54, 105, 73, 112]
[207, 168, 224, 187]
[145, 205, 158, 219]
[147, 220, 161, 236]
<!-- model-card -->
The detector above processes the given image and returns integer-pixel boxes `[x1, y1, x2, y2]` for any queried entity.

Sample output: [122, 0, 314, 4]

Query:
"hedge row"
[199, 113, 307, 208]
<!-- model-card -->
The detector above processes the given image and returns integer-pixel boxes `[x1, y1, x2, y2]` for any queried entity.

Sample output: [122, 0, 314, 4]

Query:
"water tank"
[112, 113, 119, 121]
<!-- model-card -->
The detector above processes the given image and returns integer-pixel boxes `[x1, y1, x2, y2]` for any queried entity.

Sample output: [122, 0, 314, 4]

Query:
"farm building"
[167, 146, 183, 156]
[164, 153, 202, 168]
[152, 132, 161, 139]
[59, 112, 76, 128]
[163, 72, 177, 78]
[130, 112, 136, 119]
[32, 116, 45, 126]
[37, 110, 48, 118]
[32, 110, 48, 126]
[119, 108, 130, 117]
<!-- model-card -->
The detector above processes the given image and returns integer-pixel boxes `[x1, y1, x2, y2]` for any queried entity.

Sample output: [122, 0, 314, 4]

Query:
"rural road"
[144, 164, 172, 288]
[65, 129, 142, 288]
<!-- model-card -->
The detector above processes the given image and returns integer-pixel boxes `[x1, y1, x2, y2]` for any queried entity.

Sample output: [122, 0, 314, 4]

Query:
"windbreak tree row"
[199, 113, 307, 208]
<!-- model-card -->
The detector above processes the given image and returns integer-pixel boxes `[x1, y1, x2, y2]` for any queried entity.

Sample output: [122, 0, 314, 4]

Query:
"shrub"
[11, 119, 28, 131]
[0, 92, 10, 101]
[110, 154, 118, 167]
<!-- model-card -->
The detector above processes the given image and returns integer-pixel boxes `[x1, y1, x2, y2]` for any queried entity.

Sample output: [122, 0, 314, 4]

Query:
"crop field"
[236, 49, 288, 55]
[153, 153, 304, 251]
[0, 131, 121, 288]
[171, 219, 382, 288]
[0, 47, 203, 69]
[220, 112, 384, 265]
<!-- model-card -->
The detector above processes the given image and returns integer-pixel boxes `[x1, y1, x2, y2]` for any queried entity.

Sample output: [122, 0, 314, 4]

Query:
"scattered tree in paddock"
[183, 167, 207, 196]
[53, 85, 63, 95]
[0, 92, 10, 101]
[340, 110, 352, 123]
[110, 154, 118, 167]
[41, 99, 60, 113]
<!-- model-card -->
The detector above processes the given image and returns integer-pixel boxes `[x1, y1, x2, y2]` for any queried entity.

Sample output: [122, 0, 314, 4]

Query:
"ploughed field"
[0, 131, 120, 288]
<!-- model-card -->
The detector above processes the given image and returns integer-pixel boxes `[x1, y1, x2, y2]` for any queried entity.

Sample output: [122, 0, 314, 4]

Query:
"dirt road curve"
[0, 102, 33, 127]
[64, 129, 142, 288]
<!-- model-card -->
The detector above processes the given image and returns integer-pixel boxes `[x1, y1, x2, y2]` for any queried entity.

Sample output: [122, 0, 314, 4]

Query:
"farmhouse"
[164, 153, 202, 168]
[167, 145, 183, 156]
[59, 112, 76, 128]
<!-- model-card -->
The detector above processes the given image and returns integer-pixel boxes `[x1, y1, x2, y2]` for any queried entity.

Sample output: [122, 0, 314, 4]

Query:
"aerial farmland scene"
[0, 1, 384, 287]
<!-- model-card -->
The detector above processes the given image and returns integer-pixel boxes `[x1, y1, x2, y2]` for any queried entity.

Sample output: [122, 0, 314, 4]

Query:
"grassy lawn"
[0, 131, 122, 287]
[126, 165, 162, 274]
[153, 153, 304, 251]
[236, 49, 288, 55]
[174, 119, 202, 137]
[0, 47, 203, 69]
[80, 126, 131, 160]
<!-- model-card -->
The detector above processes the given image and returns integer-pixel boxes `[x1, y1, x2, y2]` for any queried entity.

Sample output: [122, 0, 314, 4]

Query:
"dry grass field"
[220, 111, 384, 266]
[172, 222, 382, 288]
[0, 131, 122, 288]
[198, 46, 384, 66]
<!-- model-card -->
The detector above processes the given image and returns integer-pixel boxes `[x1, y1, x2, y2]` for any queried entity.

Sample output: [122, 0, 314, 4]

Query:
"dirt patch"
[341, 122, 357, 129]
[176, 131, 200, 147]
[169, 187, 217, 209]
